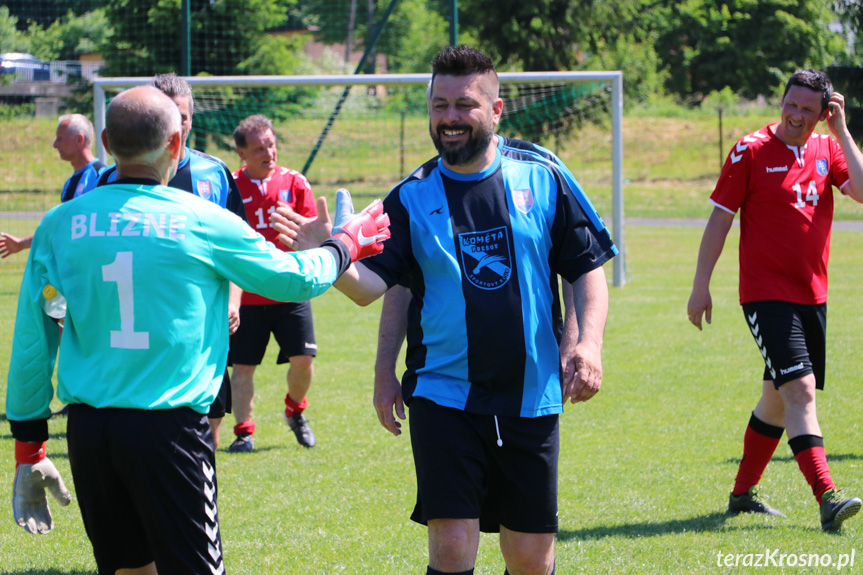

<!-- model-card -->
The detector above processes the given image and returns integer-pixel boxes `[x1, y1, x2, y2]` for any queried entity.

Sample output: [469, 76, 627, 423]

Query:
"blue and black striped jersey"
[362, 146, 616, 418]
[61, 159, 107, 203]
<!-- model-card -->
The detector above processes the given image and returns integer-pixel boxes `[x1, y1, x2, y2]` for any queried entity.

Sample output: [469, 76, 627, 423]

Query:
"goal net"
[93, 72, 626, 285]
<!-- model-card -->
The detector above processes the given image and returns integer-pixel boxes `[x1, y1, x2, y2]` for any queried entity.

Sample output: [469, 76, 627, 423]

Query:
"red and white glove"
[331, 188, 391, 262]
[12, 441, 71, 534]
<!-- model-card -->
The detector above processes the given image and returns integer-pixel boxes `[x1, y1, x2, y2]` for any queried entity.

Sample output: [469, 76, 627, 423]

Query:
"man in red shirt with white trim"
[228, 114, 320, 451]
[688, 69, 863, 531]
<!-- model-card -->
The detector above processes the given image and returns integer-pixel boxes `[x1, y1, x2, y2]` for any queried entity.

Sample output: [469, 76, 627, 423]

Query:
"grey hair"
[58, 114, 95, 148]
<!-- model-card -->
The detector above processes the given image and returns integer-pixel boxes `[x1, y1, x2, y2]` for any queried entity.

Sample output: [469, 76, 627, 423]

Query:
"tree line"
[1, 0, 861, 107]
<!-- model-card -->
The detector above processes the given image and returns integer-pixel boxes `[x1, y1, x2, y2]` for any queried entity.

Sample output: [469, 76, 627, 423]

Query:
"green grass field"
[1, 110, 863, 573]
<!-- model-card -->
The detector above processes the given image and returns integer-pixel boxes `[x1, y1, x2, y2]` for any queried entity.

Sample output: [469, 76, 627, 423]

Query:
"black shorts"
[229, 302, 316, 365]
[67, 404, 223, 574]
[408, 397, 559, 534]
[742, 300, 827, 390]
[207, 366, 232, 419]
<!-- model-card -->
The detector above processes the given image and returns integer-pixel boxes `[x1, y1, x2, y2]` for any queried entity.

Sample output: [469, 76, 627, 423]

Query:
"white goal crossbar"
[94, 72, 625, 286]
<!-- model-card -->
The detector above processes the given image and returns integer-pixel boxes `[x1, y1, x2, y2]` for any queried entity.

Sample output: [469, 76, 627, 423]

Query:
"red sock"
[284, 395, 308, 417]
[732, 413, 784, 496]
[789, 435, 835, 504]
[233, 420, 255, 437]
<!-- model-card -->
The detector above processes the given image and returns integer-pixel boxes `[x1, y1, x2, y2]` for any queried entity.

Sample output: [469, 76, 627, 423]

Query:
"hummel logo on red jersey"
[766, 166, 788, 173]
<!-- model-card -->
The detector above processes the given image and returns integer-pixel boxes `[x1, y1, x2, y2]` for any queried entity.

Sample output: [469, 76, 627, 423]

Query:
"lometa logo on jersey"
[279, 189, 292, 203]
[458, 226, 512, 290]
[512, 189, 534, 214]
[197, 180, 212, 200]
[816, 159, 828, 176]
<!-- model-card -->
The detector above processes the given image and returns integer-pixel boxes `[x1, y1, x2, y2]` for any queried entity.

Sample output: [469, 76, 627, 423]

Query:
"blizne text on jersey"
[70, 212, 188, 240]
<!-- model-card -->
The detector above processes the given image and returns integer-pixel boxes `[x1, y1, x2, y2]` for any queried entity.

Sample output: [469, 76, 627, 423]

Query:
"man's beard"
[430, 121, 493, 167]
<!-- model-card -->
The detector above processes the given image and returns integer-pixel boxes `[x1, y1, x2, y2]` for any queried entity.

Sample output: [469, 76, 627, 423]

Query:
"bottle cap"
[42, 285, 58, 299]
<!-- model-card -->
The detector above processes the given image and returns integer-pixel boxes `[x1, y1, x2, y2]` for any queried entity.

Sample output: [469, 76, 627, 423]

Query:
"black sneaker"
[728, 486, 786, 517]
[820, 489, 862, 531]
[227, 434, 254, 453]
[284, 412, 316, 448]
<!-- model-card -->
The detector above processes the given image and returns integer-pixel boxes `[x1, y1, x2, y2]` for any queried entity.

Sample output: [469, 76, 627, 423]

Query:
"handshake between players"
[273, 187, 390, 262]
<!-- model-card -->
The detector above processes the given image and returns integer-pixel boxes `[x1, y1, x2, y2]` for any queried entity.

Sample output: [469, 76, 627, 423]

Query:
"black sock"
[426, 568, 473, 575]
[504, 563, 554, 574]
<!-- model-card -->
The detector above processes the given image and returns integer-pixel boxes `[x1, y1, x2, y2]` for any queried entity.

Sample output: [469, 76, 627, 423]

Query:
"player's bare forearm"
[333, 262, 388, 306]
[0, 233, 33, 258]
[562, 266, 608, 404]
[372, 286, 410, 435]
[827, 93, 863, 203]
[559, 281, 578, 387]
[228, 283, 242, 335]
[688, 207, 734, 330]
[376, 286, 409, 374]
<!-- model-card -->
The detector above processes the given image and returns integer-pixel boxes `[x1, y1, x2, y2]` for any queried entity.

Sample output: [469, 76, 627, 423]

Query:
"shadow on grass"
[560, 511, 744, 540]
[0, 571, 96, 575]
[723, 452, 863, 465]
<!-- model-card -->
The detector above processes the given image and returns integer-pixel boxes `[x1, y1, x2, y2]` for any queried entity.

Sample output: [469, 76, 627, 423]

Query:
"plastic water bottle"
[41, 285, 67, 320]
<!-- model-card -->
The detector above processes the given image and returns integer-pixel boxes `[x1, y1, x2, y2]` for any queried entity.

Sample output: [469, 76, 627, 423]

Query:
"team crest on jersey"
[458, 226, 512, 290]
[196, 180, 212, 200]
[816, 159, 828, 176]
[279, 189, 292, 203]
[75, 182, 85, 197]
[512, 189, 534, 214]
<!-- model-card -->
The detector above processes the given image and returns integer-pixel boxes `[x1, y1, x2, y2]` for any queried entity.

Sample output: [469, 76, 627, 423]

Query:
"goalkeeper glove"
[12, 441, 71, 534]
[331, 188, 390, 262]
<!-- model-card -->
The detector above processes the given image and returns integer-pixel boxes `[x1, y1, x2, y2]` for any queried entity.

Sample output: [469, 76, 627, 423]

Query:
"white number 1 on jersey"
[102, 251, 150, 349]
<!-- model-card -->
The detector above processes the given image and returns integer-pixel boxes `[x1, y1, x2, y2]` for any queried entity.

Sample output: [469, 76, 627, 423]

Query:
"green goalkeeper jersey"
[7, 181, 340, 422]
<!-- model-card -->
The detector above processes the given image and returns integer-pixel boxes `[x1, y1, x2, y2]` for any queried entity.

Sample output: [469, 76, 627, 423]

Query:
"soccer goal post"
[94, 72, 625, 286]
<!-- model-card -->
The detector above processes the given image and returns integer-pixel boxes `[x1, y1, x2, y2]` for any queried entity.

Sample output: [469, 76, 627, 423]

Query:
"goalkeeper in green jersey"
[5, 85, 389, 575]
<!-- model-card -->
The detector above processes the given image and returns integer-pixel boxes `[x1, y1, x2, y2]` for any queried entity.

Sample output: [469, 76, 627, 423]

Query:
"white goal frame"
[94, 72, 626, 286]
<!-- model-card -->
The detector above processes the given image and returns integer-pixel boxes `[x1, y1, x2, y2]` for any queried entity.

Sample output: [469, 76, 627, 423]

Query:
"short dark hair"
[430, 45, 499, 100]
[150, 72, 194, 116]
[234, 114, 275, 148]
[783, 69, 833, 112]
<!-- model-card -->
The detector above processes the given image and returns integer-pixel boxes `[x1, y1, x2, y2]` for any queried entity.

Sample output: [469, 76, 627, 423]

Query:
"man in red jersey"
[688, 69, 863, 531]
[227, 114, 319, 451]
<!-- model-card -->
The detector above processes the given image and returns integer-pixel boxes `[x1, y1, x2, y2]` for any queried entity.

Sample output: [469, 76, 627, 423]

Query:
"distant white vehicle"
[0, 53, 51, 81]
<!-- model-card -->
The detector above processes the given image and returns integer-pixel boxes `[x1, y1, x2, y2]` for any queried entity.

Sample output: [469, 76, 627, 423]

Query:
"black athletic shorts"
[408, 397, 559, 534]
[229, 301, 316, 365]
[742, 300, 827, 390]
[208, 366, 232, 419]
[67, 404, 223, 575]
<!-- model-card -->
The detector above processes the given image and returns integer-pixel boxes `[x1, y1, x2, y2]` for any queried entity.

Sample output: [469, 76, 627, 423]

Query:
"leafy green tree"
[26, 9, 111, 62]
[2, 0, 99, 31]
[101, 0, 297, 76]
[302, 0, 455, 73]
[0, 7, 30, 54]
[655, 0, 848, 101]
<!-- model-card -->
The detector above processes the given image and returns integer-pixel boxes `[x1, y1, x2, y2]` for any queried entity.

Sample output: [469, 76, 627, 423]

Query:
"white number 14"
[793, 181, 820, 208]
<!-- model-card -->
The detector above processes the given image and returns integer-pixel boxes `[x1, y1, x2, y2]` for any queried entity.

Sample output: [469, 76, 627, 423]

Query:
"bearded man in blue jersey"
[273, 45, 616, 575]
[6, 85, 389, 574]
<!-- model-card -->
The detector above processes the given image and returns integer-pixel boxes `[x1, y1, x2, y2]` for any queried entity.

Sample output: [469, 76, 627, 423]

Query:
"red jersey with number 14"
[711, 124, 849, 305]
[233, 166, 318, 305]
